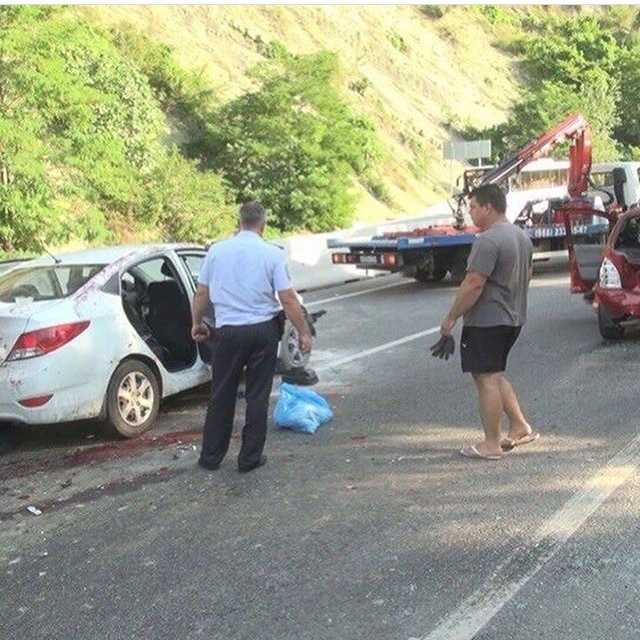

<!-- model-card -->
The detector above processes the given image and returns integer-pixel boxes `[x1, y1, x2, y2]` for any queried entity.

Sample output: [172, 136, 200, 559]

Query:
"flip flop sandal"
[460, 444, 502, 460]
[501, 431, 540, 451]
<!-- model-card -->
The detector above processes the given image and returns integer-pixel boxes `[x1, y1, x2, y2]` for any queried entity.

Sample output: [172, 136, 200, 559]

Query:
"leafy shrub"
[388, 31, 408, 53]
[200, 50, 383, 232]
[109, 27, 216, 121]
[349, 77, 371, 96]
[147, 151, 236, 243]
[260, 39, 289, 60]
[613, 45, 640, 149]
[0, 7, 233, 252]
[420, 6, 446, 20]
[364, 174, 393, 205]
[472, 5, 512, 25]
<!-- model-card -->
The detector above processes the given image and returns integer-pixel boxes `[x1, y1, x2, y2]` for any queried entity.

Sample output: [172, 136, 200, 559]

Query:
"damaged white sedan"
[0, 244, 321, 438]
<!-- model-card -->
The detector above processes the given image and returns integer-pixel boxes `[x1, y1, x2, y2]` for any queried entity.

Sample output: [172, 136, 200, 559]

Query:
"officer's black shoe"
[238, 455, 267, 473]
[197, 457, 220, 471]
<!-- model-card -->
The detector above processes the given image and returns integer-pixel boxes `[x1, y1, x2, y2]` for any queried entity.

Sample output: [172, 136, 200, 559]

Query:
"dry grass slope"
[82, 5, 521, 225]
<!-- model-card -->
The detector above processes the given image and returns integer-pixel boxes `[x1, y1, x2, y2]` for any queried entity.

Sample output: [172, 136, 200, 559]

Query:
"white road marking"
[301, 267, 622, 637]
[417, 436, 640, 640]
[314, 326, 441, 373]
[305, 265, 571, 307]
[306, 279, 410, 307]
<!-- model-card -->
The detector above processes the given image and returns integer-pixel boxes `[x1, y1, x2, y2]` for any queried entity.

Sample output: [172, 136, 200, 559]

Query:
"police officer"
[191, 201, 312, 473]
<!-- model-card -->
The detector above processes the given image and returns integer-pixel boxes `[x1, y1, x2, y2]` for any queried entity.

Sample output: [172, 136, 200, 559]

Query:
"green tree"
[200, 51, 382, 233]
[463, 13, 623, 166]
[145, 150, 236, 243]
[0, 7, 69, 253]
[517, 14, 620, 89]
[614, 45, 640, 150]
[0, 6, 232, 252]
[485, 73, 619, 162]
[108, 27, 216, 123]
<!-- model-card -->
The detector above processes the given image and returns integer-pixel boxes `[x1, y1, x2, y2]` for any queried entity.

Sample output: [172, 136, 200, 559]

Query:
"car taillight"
[599, 258, 622, 289]
[18, 395, 53, 408]
[7, 321, 90, 361]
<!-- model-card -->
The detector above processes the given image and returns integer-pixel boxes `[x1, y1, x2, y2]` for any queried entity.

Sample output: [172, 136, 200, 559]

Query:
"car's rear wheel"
[597, 304, 625, 340]
[104, 359, 160, 438]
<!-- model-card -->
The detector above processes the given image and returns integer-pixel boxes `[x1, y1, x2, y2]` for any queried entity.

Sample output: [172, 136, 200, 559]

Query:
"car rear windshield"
[0, 264, 107, 302]
[0, 258, 31, 274]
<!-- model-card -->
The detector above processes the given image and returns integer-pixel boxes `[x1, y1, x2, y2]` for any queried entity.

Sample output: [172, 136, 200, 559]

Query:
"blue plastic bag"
[273, 382, 333, 434]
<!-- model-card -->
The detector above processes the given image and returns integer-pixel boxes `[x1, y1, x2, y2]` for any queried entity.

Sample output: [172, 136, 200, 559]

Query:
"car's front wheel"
[597, 304, 625, 340]
[104, 359, 160, 438]
[278, 318, 311, 370]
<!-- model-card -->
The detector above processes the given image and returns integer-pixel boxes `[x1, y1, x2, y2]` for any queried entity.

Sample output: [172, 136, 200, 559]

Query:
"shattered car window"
[0, 264, 106, 302]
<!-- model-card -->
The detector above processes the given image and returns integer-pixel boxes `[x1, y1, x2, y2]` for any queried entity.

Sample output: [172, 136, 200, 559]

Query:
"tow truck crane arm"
[453, 112, 592, 227]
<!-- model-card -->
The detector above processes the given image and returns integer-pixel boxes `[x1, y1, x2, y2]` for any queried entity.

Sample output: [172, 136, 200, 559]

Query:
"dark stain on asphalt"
[0, 465, 189, 522]
[0, 428, 202, 481]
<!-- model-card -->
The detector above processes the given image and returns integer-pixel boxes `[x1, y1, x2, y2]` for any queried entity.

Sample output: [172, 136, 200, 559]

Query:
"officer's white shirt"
[198, 230, 292, 327]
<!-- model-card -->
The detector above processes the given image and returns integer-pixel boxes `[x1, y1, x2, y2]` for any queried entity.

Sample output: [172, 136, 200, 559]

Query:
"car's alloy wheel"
[104, 360, 160, 438]
[278, 320, 310, 370]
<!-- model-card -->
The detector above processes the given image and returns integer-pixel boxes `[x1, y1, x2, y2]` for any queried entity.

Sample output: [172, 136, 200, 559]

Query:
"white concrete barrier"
[275, 231, 372, 292]
[278, 203, 457, 291]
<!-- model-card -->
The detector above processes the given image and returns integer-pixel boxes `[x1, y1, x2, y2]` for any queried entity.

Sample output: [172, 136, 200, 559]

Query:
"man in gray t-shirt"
[438, 184, 539, 461]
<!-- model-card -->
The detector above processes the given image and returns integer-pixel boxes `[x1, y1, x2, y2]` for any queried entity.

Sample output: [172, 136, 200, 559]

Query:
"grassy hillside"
[80, 4, 523, 224]
[6, 4, 631, 256]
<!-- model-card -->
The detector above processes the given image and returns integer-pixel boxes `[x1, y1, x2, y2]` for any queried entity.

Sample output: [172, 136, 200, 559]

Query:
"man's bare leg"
[499, 377, 533, 442]
[467, 372, 504, 457]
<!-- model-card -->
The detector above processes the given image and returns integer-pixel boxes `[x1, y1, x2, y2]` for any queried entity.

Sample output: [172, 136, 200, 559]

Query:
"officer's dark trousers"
[200, 318, 280, 470]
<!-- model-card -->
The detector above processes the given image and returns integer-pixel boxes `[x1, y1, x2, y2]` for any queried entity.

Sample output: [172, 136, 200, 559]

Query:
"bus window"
[589, 170, 613, 188]
[513, 167, 569, 190]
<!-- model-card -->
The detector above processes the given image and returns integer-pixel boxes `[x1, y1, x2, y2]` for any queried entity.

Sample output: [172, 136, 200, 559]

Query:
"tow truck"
[328, 113, 631, 282]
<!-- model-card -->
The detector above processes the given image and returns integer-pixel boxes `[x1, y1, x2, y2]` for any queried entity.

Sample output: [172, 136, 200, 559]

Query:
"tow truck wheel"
[414, 266, 447, 283]
[597, 304, 625, 340]
[449, 248, 470, 284]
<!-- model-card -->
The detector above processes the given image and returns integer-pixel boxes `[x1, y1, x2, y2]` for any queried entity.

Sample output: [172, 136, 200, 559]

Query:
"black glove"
[430, 335, 455, 360]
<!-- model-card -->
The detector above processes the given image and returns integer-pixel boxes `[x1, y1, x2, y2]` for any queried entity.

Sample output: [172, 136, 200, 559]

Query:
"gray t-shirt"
[463, 222, 533, 327]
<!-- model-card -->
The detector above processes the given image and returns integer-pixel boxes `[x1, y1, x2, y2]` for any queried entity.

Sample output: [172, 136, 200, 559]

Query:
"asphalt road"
[2, 261, 640, 640]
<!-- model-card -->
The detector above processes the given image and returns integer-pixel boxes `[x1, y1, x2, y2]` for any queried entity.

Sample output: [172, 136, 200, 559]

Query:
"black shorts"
[460, 325, 522, 374]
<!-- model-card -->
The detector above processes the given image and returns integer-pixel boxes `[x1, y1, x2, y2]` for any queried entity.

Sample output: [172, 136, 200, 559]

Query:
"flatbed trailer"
[328, 220, 609, 282]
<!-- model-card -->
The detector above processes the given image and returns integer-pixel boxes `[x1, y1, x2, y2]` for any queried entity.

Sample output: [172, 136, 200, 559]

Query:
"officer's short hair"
[469, 184, 507, 214]
[239, 201, 267, 228]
